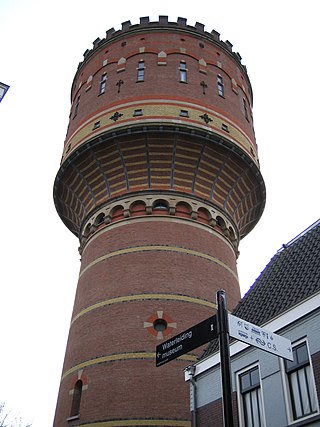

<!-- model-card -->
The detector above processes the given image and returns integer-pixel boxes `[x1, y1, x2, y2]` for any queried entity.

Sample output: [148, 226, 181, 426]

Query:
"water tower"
[53, 16, 265, 426]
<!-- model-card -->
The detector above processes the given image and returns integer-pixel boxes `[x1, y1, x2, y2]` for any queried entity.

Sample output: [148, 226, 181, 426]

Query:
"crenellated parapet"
[77, 16, 250, 95]
[81, 16, 244, 68]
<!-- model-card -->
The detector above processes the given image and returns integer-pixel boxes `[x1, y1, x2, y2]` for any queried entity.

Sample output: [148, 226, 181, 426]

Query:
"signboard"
[156, 315, 217, 367]
[228, 314, 293, 361]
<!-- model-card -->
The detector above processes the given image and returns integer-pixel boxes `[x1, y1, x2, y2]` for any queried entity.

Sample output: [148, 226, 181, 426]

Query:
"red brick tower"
[53, 17, 265, 427]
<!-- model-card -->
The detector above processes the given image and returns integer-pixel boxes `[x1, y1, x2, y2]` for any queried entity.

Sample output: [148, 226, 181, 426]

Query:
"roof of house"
[201, 219, 320, 358]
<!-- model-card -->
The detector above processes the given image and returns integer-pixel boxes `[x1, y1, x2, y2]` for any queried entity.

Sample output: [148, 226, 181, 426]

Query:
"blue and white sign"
[228, 314, 293, 361]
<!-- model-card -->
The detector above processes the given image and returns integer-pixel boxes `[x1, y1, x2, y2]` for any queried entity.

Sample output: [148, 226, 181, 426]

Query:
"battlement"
[80, 16, 245, 72]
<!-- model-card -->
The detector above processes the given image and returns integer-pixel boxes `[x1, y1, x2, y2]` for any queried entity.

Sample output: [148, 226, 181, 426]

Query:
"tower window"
[99, 73, 107, 95]
[133, 109, 143, 117]
[137, 60, 145, 82]
[243, 98, 249, 121]
[179, 61, 187, 83]
[217, 75, 224, 97]
[73, 96, 80, 119]
[153, 201, 168, 211]
[180, 110, 189, 117]
[70, 379, 83, 418]
[153, 318, 167, 332]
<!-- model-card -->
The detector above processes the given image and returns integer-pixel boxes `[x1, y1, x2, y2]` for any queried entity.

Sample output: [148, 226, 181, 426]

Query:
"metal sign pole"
[217, 290, 234, 427]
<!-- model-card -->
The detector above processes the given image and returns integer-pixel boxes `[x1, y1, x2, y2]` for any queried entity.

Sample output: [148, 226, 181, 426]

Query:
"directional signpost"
[156, 290, 293, 427]
[229, 314, 293, 361]
[156, 315, 217, 367]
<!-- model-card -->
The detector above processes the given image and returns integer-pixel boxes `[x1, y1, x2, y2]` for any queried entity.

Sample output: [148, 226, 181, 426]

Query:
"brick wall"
[196, 392, 239, 427]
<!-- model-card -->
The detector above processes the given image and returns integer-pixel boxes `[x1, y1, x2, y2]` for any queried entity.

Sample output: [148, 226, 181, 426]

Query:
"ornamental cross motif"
[116, 79, 124, 93]
[200, 81, 208, 95]
[199, 113, 212, 124]
[109, 111, 123, 122]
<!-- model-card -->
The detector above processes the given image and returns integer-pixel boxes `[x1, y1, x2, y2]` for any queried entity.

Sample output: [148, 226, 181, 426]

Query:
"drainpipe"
[186, 365, 197, 427]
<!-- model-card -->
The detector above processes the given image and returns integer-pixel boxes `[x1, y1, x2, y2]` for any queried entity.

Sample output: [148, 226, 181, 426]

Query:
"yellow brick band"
[62, 99, 257, 165]
[62, 352, 196, 381]
[80, 245, 237, 279]
[77, 419, 191, 427]
[71, 293, 217, 325]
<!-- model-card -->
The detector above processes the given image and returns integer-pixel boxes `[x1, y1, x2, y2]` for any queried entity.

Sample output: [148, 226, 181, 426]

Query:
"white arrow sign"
[228, 314, 293, 361]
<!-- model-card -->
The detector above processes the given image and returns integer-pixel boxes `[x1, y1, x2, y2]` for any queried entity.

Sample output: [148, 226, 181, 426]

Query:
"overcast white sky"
[0, 0, 319, 425]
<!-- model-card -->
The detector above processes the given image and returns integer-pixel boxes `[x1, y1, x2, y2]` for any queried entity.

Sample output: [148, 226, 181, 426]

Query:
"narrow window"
[217, 75, 224, 97]
[238, 365, 265, 426]
[99, 73, 107, 94]
[243, 98, 249, 121]
[285, 341, 318, 421]
[137, 60, 145, 82]
[70, 379, 83, 417]
[179, 61, 187, 83]
[73, 96, 80, 118]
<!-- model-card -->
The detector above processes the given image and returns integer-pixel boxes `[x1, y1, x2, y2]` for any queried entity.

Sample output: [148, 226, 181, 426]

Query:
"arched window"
[216, 216, 226, 231]
[153, 200, 168, 211]
[70, 379, 83, 417]
[94, 212, 105, 226]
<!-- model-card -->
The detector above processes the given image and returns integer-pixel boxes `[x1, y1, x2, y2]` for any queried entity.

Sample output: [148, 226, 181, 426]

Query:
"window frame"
[133, 109, 143, 117]
[73, 95, 80, 119]
[236, 363, 266, 427]
[179, 61, 187, 83]
[243, 98, 249, 121]
[179, 109, 189, 117]
[217, 74, 224, 97]
[136, 60, 145, 82]
[99, 72, 107, 95]
[69, 379, 83, 419]
[282, 339, 319, 424]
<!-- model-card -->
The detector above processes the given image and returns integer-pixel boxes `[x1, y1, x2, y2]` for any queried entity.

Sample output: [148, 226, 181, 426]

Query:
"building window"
[179, 110, 189, 117]
[217, 75, 224, 97]
[285, 341, 318, 421]
[133, 109, 143, 117]
[243, 98, 249, 121]
[153, 201, 168, 211]
[99, 73, 107, 94]
[70, 380, 83, 418]
[73, 96, 80, 118]
[238, 365, 265, 427]
[137, 60, 145, 82]
[179, 61, 187, 83]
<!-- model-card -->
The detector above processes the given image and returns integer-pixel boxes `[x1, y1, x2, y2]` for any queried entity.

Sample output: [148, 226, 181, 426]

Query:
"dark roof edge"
[277, 218, 320, 253]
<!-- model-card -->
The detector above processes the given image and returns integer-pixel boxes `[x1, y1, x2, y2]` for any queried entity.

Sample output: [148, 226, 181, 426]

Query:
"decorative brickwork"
[53, 16, 265, 427]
